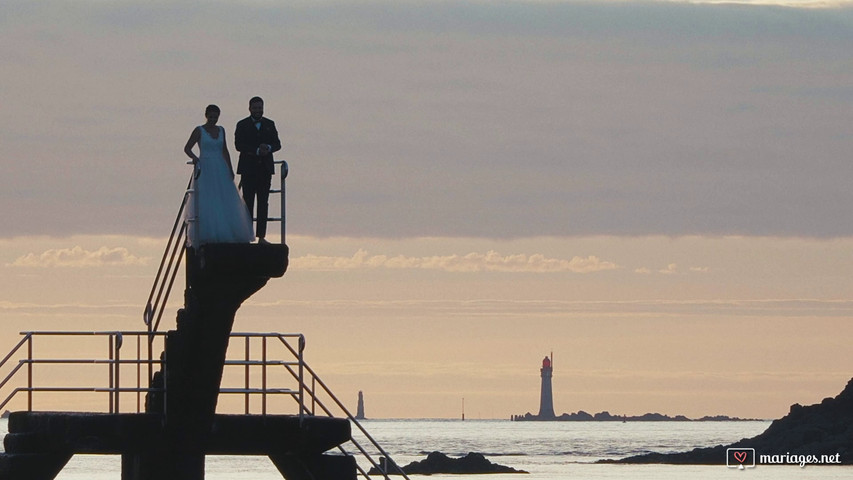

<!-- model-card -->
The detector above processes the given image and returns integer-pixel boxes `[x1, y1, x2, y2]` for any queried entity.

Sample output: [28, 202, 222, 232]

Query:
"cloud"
[684, 0, 852, 6]
[635, 264, 709, 275]
[241, 298, 853, 319]
[290, 249, 618, 273]
[8, 246, 149, 268]
[2, 1, 853, 239]
[659, 263, 679, 275]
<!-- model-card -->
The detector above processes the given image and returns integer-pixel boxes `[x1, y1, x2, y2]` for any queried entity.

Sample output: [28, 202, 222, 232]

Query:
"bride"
[183, 104, 254, 245]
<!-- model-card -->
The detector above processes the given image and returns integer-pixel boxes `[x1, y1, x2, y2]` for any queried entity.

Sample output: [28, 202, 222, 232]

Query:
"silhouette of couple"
[183, 97, 281, 246]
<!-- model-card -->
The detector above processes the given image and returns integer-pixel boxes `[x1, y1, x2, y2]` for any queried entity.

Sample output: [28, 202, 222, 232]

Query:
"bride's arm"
[222, 129, 235, 179]
[184, 128, 201, 164]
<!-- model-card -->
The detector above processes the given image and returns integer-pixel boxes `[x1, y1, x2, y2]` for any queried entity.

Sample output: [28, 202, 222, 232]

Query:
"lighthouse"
[355, 391, 366, 420]
[537, 354, 556, 419]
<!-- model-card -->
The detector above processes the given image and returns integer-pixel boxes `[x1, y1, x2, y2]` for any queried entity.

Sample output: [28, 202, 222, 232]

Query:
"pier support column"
[121, 450, 204, 480]
[136, 244, 287, 480]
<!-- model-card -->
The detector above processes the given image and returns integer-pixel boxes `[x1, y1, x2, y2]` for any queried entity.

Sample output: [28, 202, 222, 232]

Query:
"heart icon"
[733, 451, 747, 463]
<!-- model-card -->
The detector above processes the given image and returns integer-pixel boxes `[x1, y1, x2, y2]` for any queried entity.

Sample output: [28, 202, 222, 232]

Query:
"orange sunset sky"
[2, 0, 853, 418]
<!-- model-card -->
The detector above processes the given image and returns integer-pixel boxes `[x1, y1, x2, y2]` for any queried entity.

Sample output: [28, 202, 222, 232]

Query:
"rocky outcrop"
[512, 410, 752, 421]
[369, 451, 528, 475]
[605, 377, 853, 465]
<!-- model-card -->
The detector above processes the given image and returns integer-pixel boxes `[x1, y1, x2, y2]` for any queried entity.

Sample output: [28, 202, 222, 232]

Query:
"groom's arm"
[234, 120, 253, 154]
[266, 120, 282, 154]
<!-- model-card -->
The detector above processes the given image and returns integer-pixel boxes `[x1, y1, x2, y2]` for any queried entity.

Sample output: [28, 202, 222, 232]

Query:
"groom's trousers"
[241, 170, 272, 240]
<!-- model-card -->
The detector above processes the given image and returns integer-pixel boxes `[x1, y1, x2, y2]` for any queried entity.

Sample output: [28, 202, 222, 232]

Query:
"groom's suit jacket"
[235, 116, 282, 176]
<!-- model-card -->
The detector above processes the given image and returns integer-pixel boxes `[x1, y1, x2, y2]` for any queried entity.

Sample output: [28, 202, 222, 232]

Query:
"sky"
[1, 0, 853, 419]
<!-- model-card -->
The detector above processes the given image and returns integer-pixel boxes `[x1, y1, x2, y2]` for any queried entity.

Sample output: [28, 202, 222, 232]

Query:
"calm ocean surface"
[1, 418, 848, 479]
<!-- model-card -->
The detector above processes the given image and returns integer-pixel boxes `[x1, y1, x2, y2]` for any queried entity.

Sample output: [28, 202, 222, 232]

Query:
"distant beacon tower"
[537, 355, 556, 419]
[355, 391, 366, 420]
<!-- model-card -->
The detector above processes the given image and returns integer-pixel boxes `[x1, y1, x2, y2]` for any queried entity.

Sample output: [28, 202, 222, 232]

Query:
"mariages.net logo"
[726, 448, 756, 470]
[726, 448, 842, 470]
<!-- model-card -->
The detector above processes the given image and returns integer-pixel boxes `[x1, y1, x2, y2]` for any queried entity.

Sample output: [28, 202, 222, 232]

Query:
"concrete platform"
[5, 411, 349, 456]
[1, 411, 355, 480]
[191, 243, 289, 278]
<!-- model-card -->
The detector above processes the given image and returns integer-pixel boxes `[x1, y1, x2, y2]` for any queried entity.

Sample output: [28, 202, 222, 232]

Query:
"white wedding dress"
[187, 126, 254, 245]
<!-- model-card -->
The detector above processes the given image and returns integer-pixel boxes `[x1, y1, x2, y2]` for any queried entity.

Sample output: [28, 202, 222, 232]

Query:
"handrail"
[143, 171, 194, 389]
[275, 160, 288, 244]
[0, 331, 307, 416]
[0, 334, 32, 411]
[0, 331, 169, 414]
[144, 173, 193, 330]
[271, 336, 410, 480]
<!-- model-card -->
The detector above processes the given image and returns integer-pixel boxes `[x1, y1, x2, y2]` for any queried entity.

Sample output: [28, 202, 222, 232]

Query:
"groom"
[235, 96, 282, 244]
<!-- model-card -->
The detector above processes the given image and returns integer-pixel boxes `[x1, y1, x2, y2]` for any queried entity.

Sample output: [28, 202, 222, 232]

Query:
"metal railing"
[298, 358, 410, 479]
[269, 159, 289, 241]
[0, 330, 408, 479]
[0, 331, 166, 414]
[142, 171, 191, 350]
[182, 159, 289, 250]
[0, 331, 306, 416]
[222, 332, 305, 417]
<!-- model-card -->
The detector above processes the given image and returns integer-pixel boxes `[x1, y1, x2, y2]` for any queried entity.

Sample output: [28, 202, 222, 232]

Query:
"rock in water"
[369, 451, 528, 475]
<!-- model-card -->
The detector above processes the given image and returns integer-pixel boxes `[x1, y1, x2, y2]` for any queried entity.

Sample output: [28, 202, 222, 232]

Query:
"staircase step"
[4, 433, 51, 454]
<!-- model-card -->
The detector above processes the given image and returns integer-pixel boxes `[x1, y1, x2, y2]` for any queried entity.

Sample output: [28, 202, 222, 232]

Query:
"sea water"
[1, 418, 848, 479]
